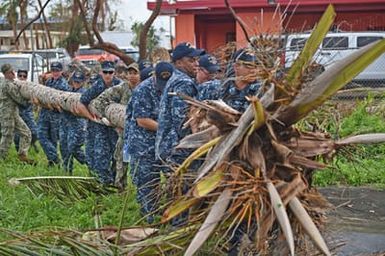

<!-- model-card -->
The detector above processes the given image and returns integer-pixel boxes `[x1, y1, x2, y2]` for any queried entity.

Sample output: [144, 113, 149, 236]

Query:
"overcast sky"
[115, 1, 171, 32]
[114, 0, 172, 47]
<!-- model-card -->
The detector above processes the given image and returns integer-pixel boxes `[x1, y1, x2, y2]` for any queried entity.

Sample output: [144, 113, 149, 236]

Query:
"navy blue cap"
[138, 60, 152, 71]
[235, 48, 259, 65]
[101, 60, 115, 71]
[199, 54, 221, 74]
[140, 66, 154, 81]
[155, 62, 174, 90]
[72, 71, 85, 83]
[51, 61, 63, 71]
[172, 42, 205, 62]
[17, 69, 28, 74]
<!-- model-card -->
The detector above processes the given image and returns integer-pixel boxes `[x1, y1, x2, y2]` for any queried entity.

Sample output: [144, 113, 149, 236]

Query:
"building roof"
[148, 0, 385, 14]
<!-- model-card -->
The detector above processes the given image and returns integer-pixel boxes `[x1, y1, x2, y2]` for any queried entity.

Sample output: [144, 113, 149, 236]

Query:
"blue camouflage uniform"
[14, 104, 38, 151]
[155, 68, 198, 163]
[80, 72, 121, 184]
[63, 86, 87, 173]
[124, 61, 173, 222]
[124, 77, 161, 218]
[84, 74, 100, 172]
[197, 79, 222, 101]
[38, 73, 69, 165]
[63, 72, 87, 173]
[220, 80, 262, 112]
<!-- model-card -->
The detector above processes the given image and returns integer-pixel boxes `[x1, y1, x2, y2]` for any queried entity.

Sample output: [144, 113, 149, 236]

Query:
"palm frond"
[9, 176, 115, 203]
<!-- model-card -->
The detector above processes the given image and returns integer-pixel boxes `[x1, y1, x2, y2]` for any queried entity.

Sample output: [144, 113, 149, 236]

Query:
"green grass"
[0, 146, 141, 241]
[313, 99, 385, 187]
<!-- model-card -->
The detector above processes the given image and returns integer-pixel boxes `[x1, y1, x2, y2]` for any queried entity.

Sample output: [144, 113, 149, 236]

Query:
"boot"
[18, 153, 36, 165]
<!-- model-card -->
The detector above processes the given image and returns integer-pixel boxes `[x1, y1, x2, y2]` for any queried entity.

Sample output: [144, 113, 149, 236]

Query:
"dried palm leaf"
[335, 133, 385, 146]
[185, 189, 232, 256]
[289, 196, 331, 256]
[266, 182, 295, 256]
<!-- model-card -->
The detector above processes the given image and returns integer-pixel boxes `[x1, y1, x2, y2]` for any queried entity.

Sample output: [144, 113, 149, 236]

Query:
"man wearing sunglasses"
[155, 42, 204, 165]
[196, 54, 222, 101]
[77, 60, 121, 185]
[0, 64, 35, 164]
[90, 62, 140, 190]
[14, 69, 39, 154]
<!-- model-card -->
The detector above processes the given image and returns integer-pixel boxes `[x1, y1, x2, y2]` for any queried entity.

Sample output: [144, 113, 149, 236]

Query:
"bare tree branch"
[224, 0, 251, 44]
[37, 0, 53, 48]
[92, 0, 104, 43]
[15, 0, 52, 43]
[76, 0, 135, 65]
[139, 0, 163, 60]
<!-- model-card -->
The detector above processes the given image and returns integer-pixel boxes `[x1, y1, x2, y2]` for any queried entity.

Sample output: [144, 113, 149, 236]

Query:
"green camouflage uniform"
[92, 81, 132, 189]
[0, 78, 31, 158]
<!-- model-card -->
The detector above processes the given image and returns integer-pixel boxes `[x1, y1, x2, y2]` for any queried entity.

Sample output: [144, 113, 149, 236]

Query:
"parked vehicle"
[33, 48, 71, 68]
[284, 31, 385, 86]
[120, 47, 139, 62]
[74, 46, 119, 68]
[0, 53, 46, 82]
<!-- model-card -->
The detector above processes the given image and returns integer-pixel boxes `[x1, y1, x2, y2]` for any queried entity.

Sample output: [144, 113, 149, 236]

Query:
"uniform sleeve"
[57, 79, 70, 91]
[90, 85, 122, 117]
[132, 86, 153, 119]
[6, 81, 29, 107]
[80, 83, 103, 106]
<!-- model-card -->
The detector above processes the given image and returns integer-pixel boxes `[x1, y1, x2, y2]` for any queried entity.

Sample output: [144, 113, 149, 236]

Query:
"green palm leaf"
[285, 4, 336, 91]
[8, 176, 115, 203]
[275, 39, 385, 126]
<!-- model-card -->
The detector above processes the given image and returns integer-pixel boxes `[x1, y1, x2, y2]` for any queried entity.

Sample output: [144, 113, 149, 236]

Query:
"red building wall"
[175, 14, 195, 45]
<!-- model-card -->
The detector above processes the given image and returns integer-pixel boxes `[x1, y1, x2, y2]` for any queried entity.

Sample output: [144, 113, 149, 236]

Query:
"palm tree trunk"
[14, 81, 125, 128]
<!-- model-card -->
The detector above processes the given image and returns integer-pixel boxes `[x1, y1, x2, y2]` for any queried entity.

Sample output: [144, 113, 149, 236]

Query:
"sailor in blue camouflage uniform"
[84, 72, 101, 172]
[221, 48, 264, 256]
[14, 69, 38, 152]
[220, 48, 263, 112]
[196, 54, 222, 101]
[78, 61, 121, 184]
[37, 62, 69, 166]
[155, 42, 204, 164]
[91, 62, 140, 190]
[124, 61, 174, 222]
[63, 71, 87, 173]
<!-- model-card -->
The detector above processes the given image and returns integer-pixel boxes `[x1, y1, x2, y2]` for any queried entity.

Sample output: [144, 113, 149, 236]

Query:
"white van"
[285, 32, 385, 85]
[0, 53, 46, 82]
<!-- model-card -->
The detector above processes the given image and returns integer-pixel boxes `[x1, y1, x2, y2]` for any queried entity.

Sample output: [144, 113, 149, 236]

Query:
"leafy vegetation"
[308, 98, 385, 187]
[0, 146, 141, 241]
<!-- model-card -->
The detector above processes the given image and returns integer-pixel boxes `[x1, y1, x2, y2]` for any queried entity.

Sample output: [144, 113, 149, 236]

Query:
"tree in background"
[131, 21, 163, 59]
[0, 0, 19, 50]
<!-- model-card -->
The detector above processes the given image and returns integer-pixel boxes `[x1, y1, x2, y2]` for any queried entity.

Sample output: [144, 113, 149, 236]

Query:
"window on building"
[322, 37, 348, 49]
[357, 36, 383, 48]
